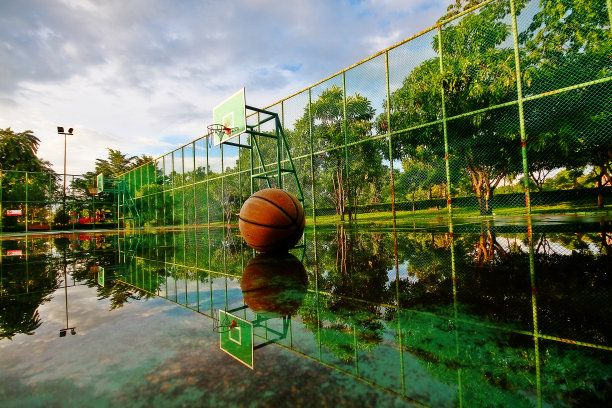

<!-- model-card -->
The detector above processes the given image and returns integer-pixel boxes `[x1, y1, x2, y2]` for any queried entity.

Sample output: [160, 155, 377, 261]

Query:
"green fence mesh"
[117, 0, 612, 228]
[0, 170, 117, 233]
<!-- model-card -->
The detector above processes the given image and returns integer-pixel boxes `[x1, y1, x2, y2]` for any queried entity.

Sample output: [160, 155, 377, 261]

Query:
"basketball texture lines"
[238, 188, 305, 253]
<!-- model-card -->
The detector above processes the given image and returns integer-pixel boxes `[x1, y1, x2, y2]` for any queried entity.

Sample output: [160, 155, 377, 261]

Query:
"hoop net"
[212, 313, 238, 333]
[88, 186, 98, 195]
[207, 123, 231, 148]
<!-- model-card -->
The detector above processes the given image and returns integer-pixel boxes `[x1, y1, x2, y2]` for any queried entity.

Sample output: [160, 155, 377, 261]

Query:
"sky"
[1, 0, 454, 176]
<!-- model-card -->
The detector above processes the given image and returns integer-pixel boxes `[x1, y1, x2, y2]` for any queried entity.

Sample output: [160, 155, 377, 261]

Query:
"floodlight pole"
[57, 127, 74, 218]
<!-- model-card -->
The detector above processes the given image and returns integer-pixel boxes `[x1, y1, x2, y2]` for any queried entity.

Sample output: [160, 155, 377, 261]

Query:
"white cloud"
[0, 0, 453, 175]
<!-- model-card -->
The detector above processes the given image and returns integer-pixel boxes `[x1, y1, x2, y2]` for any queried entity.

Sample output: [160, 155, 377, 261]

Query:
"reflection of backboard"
[98, 266, 105, 287]
[212, 88, 246, 146]
[97, 173, 104, 193]
[219, 310, 254, 369]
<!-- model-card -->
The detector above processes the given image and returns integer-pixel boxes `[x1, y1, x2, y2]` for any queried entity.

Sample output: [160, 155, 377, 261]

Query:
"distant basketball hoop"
[88, 186, 98, 195]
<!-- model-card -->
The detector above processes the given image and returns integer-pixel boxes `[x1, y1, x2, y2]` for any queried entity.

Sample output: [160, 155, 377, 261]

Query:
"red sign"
[6, 210, 22, 216]
[7, 250, 23, 256]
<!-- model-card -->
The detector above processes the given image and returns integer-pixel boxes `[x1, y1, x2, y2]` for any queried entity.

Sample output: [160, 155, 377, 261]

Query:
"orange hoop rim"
[207, 123, 232, 135]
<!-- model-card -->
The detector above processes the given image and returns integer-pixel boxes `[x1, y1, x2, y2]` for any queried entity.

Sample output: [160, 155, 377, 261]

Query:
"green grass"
[308, 202, 612, 228]
[138, 202, 611, 231]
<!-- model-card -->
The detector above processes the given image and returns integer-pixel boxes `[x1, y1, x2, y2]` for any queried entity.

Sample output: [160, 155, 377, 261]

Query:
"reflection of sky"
[388, 261, 419, 284]
[1, 284, 180, 395]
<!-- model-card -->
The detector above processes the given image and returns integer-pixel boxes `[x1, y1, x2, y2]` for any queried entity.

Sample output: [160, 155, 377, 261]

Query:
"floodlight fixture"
[57, 127, 74, 135]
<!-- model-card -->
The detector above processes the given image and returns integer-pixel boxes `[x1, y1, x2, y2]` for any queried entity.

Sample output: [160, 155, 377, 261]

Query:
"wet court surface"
[1, 220, 610, 407]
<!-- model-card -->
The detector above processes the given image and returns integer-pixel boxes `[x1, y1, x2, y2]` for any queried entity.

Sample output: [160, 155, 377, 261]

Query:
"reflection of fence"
[119, 0, 612, 227]
[0, 170, 117, 233]
[115, 224, 612, 406]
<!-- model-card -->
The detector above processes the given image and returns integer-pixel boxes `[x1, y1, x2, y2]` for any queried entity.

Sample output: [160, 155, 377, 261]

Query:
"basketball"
[241, 253, 308, 317]
[238, 188, 305, 253]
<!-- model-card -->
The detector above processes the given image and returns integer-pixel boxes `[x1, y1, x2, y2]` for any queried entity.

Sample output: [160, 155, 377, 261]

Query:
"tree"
[519, 0, 612, 207]
[93, 148, 151, 177]
[0, 128, 59, 229]
[384, 3, 524, 215]
[293, 86, 385, 220]
[0, 128, 53, 172]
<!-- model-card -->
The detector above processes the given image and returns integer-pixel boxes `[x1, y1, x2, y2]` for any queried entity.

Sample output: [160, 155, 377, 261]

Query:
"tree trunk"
[596, 168, 611, 209]
[336, 224, 348, 275]
[598, 176, 603, 208]
[595, 151, 612, 209]
[332, 167, 345, 220]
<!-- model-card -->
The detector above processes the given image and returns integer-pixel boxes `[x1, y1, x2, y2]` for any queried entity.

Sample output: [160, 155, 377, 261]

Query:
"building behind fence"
[114, 0, 612, 227]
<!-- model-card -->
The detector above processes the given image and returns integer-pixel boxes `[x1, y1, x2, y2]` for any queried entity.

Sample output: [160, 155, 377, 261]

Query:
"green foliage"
[292, 86, 387, 219]
[519, 0, 612, 206]
[0, 128, 52, 173]
[94, 148, 149, 177]
[53, 209, 70, 226]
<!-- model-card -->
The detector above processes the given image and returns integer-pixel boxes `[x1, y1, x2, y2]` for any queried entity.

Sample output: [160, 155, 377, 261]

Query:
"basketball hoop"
[207, 123, 231, 148]
[212, 313, 238, 333]
[88, 186, 98, 195]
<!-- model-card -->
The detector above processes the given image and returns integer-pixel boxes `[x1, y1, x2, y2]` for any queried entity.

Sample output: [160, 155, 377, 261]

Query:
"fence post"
[181, 147, 186, 227]
[510, 0, 531, 215]
[206, 144, 210, 227]
[25, 172, 28, 233]
[308, 88, 316, 224]
[385, 51, 397, 223]
[437, 25, 454, 220]
[92, 180, 96, 229]
[0, 170, 3, 235]
[342, 71, 351, 220]
[221, 144, 225, 226]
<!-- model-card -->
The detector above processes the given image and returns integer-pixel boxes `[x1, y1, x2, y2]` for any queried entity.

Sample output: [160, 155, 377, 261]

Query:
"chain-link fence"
[0, 170, 117, 233]
[118, 0, 612, 228]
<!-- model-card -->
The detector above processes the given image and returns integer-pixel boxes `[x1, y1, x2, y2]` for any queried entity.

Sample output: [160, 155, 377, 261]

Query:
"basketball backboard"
[212, 88, 247, 146]
[98, 266, 105, 287]
[96, 173, 104, 193]
[219, 309, 254, 369]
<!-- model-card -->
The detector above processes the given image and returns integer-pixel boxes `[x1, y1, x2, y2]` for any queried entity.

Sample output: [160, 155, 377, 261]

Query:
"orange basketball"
[241, 253, 308, 317]
[238, 188, 305, 253]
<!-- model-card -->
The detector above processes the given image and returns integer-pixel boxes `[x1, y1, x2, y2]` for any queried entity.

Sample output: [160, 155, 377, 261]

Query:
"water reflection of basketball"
[238, 188, 305, 253]
[241, 253, 308, 317]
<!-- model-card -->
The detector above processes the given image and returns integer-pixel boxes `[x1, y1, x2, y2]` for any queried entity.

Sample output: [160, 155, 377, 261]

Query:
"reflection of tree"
[472, 228, 507, 265]
[391, 228, 612, 344]
[319, 225, 395, 304]
[391, 306, 611, 408]
[299, 294, 384, 362]
[298, 227, 396, 360]
[533, 249, 612, 344]
[53, 235, 156, 311]
[0, 296, 45, 339]
[394, 232, 455, 308]
[0, 251, 61, 339]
